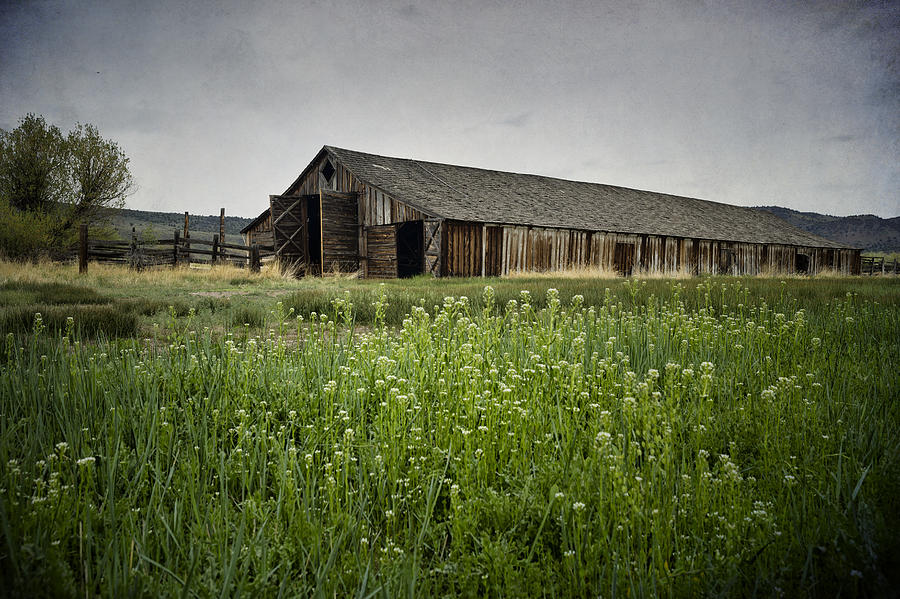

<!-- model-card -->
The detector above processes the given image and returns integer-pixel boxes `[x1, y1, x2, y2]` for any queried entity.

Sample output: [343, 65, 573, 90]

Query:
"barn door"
[719, 248, 735, 275]
[366, 224, 399, 278]
[423, 219, 442, 276]
[319, 190, 359, 274]
[270, 195, 309, 270]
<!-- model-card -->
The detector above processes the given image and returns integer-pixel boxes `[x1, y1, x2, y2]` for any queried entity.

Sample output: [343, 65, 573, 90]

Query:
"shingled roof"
[306, 146, 850, 249]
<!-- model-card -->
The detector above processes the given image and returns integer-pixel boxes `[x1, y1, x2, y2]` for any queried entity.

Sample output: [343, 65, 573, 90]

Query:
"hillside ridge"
[754, 206, 900, 253]
[110, 207, 253, 245]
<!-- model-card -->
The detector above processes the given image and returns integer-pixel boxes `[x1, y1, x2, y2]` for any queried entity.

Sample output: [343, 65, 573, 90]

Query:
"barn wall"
[442, 221, 482, 277]
[242, 212, 273, 247]
[446, 222, 859, 278]
[498, 226, 592, 274]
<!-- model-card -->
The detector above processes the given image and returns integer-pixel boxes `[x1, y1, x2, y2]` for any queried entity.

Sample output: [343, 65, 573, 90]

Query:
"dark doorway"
[397, 221, 424, 277]
[719, 249, 735, 275]
[306, 195, 321, 274]
[614, 242, 635, 276]
[796, 253, 810, 274]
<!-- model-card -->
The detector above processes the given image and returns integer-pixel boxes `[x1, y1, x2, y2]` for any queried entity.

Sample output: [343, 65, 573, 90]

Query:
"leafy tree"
[57, 123, 134, 234]
[0, 114, 134, 257]
[0, 114, 68, 214]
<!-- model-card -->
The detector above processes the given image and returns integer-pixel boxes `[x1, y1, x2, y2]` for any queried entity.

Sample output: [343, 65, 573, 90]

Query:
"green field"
[1, 263, 898, 597]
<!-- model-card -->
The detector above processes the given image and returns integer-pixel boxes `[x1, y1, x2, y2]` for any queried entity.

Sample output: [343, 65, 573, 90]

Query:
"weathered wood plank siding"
[445, 222, 861, 278]
[443, 221, 482, 277]
[365, 225, 398, 279]
[242, 212, 273, 247]
[320, 191, 359, 273]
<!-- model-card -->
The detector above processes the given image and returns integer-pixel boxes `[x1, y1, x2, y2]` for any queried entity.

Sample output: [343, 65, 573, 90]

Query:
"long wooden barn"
[241, 146, 860, 277]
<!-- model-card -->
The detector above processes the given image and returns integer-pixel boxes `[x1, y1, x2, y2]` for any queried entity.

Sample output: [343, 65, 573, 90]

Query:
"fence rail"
[74, 224, 274, 273]
[861, 256, 899, 276]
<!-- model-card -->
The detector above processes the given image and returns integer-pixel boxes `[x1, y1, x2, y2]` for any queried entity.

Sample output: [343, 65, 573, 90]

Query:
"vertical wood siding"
[243, 211, 274, 247]
[365, 225, 399, 278]
[442, 221, 482, 277]
[446, 223, 860, 278]
[320, 191, 359, 273]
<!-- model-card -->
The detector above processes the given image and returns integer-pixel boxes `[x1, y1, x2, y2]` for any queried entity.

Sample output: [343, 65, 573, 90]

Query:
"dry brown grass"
[631, 266, 693, 279]
[503, 264, 701, 279]
[503, 265, 620, 279]
[0, 258, 292, 290]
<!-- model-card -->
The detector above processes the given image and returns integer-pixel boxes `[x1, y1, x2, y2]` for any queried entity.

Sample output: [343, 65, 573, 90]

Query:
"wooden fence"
[75, 224, 273, 273]
[861, 256, 899, 276]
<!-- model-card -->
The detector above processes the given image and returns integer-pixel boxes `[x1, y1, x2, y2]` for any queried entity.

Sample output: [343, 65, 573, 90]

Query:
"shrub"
[0, 198, 59, 259]
[0, 305, 138, 337]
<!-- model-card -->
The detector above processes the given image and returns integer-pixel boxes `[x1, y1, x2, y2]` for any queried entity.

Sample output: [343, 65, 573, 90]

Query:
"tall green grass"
[1, 280, 898, 597]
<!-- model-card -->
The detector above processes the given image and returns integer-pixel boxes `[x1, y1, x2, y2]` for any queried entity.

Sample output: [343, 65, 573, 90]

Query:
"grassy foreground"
[1, 265, 899, 597]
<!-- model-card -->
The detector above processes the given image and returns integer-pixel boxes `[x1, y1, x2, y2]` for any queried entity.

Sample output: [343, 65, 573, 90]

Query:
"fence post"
[173, 229, 180, 267]
[219, 208, 225, 247]
[79, 223, 88, 274]
[130, 227, 138, 270]
[212, 234, 219, 265]
[184, 212, 189, 239]
[250, 244, 260, 273]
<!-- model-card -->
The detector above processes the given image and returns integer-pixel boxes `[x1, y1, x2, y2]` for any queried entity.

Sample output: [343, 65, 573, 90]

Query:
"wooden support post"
[184, 212, 189, 239]
[173, 229, 180, 267]
[250, 244, 260, 273]
[79, 223, 88, 274]
[481, 224, 486, 278]
[219, 208, 225, 246]
[212, 234, 219, 265]
[130, 227, 138, 270]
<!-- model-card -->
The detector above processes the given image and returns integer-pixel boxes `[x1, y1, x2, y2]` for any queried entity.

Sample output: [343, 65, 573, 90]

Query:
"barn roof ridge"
[319, 145, 851, 249]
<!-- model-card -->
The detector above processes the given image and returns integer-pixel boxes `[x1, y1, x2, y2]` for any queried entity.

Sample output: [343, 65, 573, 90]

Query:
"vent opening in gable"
[321, 160, 336, 183]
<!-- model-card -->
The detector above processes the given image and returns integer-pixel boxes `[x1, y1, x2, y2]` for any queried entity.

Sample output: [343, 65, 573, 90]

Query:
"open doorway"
[306, 196, 321, 274]
[795, 253, 810, 274]
[614, 242, 635, 276]
[719, 248, 735, 275]
[397, 221, 424, 277]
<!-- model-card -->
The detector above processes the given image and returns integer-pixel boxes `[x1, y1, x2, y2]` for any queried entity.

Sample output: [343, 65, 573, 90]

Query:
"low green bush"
[0, 305, 138, 337]
[0, 199, 59, 259]
[0, 281, 111, 306]
[229, 304, 265, 328]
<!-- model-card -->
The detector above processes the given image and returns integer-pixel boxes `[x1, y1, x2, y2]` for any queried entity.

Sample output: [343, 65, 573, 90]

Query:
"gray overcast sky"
[1, 0, 897, 218]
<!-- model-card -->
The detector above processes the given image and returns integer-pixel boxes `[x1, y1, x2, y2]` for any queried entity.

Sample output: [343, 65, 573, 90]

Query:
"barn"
[241, 146, 860, 277]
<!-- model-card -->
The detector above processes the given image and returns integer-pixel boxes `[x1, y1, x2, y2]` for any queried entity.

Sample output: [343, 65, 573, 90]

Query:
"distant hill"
[754, 206, 900, 253]
[108, 208, 253, 246]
